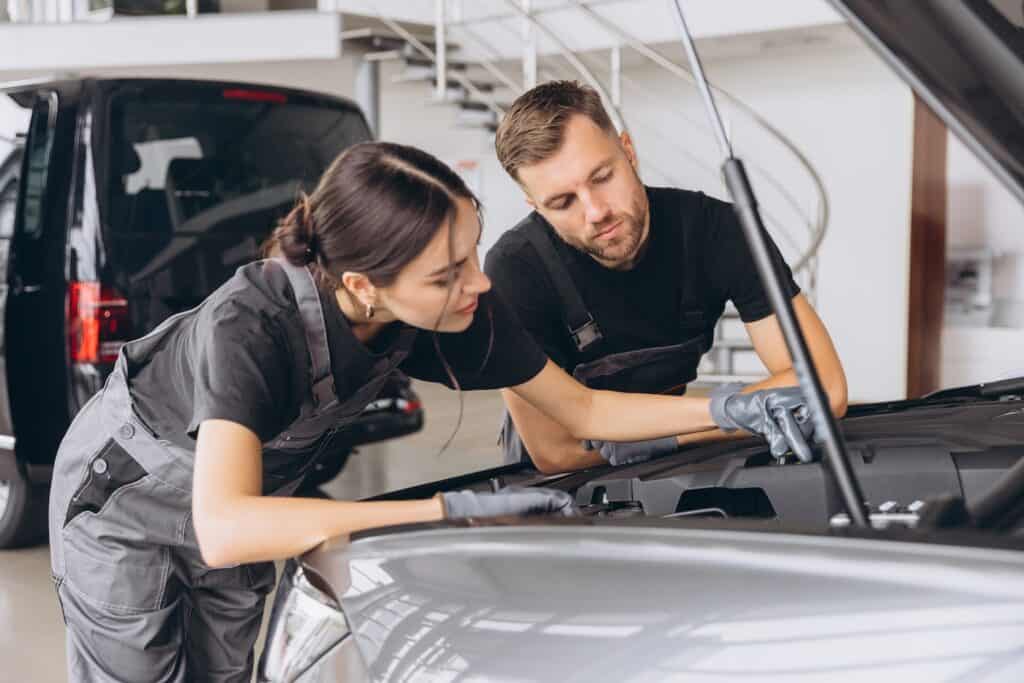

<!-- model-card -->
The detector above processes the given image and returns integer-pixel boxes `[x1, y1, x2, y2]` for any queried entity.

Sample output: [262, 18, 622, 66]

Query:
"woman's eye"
[432, 264, 463, 287]
[595, 171, 613, 183]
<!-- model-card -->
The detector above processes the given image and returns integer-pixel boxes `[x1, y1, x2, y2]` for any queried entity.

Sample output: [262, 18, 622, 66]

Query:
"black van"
[0, 78, 421, 547]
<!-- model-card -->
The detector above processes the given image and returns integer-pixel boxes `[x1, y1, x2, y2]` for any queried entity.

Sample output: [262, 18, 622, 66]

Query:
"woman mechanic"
[49, 142, 816, 682]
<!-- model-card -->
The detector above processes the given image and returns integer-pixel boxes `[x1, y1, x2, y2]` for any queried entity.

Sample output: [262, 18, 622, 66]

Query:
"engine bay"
[476, 394, 1024, 530]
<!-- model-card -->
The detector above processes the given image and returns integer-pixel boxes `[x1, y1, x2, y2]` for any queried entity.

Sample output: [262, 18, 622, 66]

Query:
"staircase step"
[434, 78, 501, 94]
[712, 337, 755, 350]
[456, 99, 511, 112]
[394, 58, 471, 84]
[455, 107, 500, 131]
[341, 27, 461, 56]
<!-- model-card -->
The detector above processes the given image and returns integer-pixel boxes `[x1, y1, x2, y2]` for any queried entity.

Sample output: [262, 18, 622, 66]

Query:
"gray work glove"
[441, 486, 579, 519]
[582, 436, 678, 467]
[710, 385, 816, 462]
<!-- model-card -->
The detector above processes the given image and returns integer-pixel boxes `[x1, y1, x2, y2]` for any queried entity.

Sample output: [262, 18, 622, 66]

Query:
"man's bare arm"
[676, 294, 847, 449]
[744, 293, 848, 416]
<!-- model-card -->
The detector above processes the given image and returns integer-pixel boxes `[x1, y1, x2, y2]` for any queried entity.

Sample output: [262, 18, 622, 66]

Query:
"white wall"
[941, 132, 1024, 388]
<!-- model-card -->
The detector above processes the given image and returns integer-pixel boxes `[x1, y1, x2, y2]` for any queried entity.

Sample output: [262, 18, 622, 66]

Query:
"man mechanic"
[485, 80, 847, 473]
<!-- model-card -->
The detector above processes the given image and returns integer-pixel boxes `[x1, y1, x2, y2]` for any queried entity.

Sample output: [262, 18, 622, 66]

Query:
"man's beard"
[579, 189, 648, 268]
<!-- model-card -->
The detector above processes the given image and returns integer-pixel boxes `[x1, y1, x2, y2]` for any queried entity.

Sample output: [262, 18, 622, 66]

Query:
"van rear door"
[99, 81, 373, 335]
[3, 88, 73, 480]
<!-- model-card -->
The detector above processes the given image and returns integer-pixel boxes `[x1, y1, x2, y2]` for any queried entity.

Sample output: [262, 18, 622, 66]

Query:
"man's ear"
[620, 131, 639, 170]
[341, 271, 377, 308]
[516, 179, 537, 209]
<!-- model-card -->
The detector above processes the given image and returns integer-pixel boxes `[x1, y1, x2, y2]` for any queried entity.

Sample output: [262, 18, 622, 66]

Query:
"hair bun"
[271, 192, 319, 267]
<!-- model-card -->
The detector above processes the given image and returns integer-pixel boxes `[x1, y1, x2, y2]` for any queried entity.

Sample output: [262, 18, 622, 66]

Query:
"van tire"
[0, 470, 49, 549]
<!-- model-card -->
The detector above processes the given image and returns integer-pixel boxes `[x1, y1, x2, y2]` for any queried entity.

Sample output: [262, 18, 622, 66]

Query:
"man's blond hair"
[495, 80, 616, 181]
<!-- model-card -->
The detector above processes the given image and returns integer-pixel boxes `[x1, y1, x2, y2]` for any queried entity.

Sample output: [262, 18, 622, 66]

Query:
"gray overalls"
[49, 258, 404, 682]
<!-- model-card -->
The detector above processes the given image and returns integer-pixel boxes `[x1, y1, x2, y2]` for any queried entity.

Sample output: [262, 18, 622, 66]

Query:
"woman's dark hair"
[267, 141, 481, 289]
[268, 143, 491, 453]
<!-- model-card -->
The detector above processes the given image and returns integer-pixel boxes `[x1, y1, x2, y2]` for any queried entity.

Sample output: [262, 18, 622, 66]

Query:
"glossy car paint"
[302, 525, 1024, 682]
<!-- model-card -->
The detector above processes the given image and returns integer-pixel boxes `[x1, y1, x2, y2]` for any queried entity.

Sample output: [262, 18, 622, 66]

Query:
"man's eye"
[595, 171, 613, 183]
[554, 197, 574, 211]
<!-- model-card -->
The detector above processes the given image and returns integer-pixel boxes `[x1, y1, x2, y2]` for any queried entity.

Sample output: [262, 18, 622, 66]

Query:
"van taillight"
[222, 88, 287, 104]
[68, 282, 130, 364]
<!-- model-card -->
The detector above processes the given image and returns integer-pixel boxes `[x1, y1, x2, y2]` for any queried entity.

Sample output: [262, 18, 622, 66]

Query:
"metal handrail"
[568, 0, 829, 274]
[446, 21, 524, 93]
[372, 10, 507, 118]
[498, 0, 628, 135]
[363, 0, 828, 279]
[471, 1, 823, 278]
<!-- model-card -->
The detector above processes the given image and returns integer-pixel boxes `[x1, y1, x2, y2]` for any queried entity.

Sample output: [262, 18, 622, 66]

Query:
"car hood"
[831, 0, 1024, 205]
[309, 524, 1024, 681]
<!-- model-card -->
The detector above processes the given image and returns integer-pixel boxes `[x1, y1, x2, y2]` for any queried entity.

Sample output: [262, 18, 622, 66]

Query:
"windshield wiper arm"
[670, 0, 868, 528]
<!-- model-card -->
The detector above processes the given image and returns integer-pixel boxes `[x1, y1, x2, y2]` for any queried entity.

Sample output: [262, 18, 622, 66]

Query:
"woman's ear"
[341, 271, 377, 308]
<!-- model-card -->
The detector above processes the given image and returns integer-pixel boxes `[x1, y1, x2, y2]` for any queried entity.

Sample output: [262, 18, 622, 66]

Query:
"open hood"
[831, 0, 1024, 206]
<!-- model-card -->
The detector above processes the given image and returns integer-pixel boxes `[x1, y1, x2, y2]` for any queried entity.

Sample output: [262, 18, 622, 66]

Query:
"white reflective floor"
[0, 382, 506, 682]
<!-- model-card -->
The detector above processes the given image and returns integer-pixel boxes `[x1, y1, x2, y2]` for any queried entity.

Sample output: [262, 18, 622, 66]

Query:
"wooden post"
[906, 94, 948, 398]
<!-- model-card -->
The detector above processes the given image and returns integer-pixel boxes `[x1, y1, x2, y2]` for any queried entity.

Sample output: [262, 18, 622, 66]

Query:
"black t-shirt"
[484, 186, 800, 372]
[125, 260, 547, 448]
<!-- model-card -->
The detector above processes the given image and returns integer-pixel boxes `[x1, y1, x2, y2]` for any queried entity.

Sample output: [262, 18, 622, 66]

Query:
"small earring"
[365, 303, 375, 320]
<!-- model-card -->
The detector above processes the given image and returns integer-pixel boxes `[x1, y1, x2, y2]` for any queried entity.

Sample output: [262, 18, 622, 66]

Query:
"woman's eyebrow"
[425, 223, 483, 278]
[427, 257, 467, 279]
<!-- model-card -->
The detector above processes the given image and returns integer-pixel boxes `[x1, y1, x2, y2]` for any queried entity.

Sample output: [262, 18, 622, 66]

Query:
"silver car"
[260, 2, 1024, 680]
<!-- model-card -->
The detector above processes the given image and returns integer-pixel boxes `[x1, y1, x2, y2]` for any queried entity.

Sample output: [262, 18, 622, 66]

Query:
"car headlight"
[260, 563, 352, 682]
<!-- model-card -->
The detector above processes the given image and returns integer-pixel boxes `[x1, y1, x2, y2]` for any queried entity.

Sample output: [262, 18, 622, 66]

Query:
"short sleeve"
[402, 289, 548, 390]
[703, 197, 801, 323]
[484, 235, 571, 367]
[186, 301, 294, 442]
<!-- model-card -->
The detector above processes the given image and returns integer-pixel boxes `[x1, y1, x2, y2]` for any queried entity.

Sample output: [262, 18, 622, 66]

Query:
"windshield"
[105, 85, 371, 330]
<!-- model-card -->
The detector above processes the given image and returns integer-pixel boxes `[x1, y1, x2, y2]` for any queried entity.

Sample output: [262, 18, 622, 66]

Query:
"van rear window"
[106, 91, 370, 330]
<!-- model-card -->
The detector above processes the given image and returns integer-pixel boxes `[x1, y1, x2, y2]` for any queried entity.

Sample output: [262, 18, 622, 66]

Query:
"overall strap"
[272, 258, 336, 407]
[520, 218, 603, 353]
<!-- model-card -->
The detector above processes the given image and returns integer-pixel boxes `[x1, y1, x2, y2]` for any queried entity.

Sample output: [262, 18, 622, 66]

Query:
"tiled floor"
[0, 382, 506, 682]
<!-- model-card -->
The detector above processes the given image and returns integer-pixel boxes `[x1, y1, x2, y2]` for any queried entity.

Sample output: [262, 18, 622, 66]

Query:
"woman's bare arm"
[192, 419, 443, 568]
[510, 360, 716, 443]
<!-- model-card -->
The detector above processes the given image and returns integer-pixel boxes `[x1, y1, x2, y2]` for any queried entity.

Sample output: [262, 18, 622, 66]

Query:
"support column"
[906, 94, 948, 398]
[355, 57, 380, 137]
[521, 0, 537, 89]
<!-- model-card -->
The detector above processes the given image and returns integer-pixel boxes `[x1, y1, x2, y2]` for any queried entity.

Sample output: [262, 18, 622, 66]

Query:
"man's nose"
[582, 191, 612, 225]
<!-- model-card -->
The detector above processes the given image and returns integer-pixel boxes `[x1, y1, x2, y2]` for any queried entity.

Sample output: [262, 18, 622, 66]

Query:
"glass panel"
[0, 94, 32, 241]
[106, 88, 371, 329]
[20, 96, 56, 240]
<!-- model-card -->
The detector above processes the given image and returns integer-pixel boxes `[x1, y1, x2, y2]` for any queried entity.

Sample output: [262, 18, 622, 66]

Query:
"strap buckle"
[570, 317, 603, 352]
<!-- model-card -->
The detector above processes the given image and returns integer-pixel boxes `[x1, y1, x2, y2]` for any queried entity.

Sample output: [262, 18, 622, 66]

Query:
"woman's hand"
[192, 419, 445, 568]
[440, 487, 578, 519]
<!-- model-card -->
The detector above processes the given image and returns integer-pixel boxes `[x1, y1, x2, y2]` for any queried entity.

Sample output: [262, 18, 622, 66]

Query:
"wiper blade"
[670, 0, 868, 528]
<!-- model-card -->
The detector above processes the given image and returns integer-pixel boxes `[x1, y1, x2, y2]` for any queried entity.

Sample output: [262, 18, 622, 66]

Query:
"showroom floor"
[0, 382, 507, 682]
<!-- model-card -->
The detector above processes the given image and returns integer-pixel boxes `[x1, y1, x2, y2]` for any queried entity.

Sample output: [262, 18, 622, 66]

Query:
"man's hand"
[710, 385, 817, 462]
